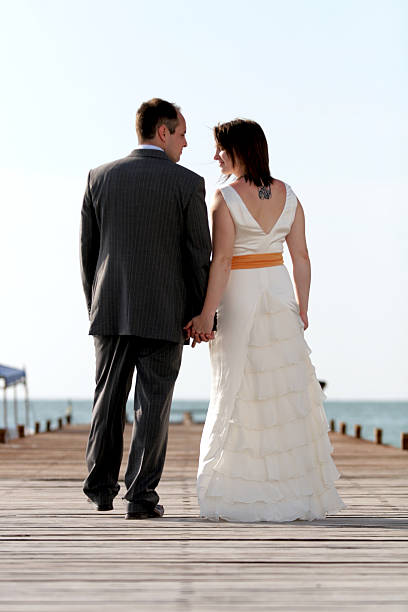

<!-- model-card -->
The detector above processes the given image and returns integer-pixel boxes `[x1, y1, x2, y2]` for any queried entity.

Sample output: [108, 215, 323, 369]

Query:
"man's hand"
[184, 313, 215, 348]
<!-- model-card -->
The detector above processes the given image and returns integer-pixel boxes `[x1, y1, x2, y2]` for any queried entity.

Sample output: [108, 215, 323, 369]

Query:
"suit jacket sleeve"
[80, 171, 100, 315]
[183, 177, 212, 323]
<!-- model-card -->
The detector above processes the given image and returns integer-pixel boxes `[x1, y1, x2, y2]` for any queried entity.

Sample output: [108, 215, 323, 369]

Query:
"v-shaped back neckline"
[227, 183, 288, 235]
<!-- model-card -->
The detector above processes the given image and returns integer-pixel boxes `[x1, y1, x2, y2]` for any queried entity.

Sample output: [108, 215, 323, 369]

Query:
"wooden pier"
[0, 423, 408, 611]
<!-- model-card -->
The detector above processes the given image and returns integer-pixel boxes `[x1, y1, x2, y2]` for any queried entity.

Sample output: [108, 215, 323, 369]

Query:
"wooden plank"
[0, 424, 407, 611]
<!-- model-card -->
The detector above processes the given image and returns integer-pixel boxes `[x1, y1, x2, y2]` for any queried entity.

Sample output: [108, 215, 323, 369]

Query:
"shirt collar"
[136, 144, 164, 152]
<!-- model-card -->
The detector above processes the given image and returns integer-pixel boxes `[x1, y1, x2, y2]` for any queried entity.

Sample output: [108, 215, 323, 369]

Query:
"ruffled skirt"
[197, 267, 346, 523]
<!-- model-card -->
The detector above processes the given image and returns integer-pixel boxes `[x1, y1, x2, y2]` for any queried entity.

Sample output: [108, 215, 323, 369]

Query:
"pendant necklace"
[258, 184, 271, 200]
[237, 175, 271, 200]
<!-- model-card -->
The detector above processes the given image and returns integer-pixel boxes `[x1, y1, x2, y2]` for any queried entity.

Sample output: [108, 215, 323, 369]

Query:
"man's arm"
[185, 189, 235, 345]
[79, 171, 100, 315]
[183, 177, 212, 323]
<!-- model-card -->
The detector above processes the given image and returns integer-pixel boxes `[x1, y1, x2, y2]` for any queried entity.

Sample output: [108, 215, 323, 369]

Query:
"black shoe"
[96, 501, 113, 511]
[125, 504, 164, 520]
[88, 497, 113, 511]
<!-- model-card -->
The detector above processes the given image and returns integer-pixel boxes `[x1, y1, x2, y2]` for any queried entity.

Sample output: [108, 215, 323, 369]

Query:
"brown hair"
[136, 98, 180, 140]
[214, 119, 273, 187]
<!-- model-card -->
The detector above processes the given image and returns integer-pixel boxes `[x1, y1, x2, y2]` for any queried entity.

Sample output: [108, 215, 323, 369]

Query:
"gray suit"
[80, 148, 211, 511]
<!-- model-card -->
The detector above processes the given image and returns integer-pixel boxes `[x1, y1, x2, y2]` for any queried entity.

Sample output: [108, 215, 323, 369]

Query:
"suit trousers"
[83, 335, 183, 510]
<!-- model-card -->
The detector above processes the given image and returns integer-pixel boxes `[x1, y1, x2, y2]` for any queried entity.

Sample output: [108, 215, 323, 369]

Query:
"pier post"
[46, 420, 52, 432]
[329, 419, 335, 431]
[3, 388, 8, 430]
[183, 411, 193, 426]
[374, 428, 383, 445]
[339, 422, 347, 435]
[354, 424, 362, 438]
[401, 433, 408, 451]
[0, 428, 6, 444]
[24, 376, 30, 429]
[57, 418, 63, 430]
[17, 424, 25, 438]
[34, 422, 40, 434]
[13, 386, 18, 429]
[65, 401, 73, 427]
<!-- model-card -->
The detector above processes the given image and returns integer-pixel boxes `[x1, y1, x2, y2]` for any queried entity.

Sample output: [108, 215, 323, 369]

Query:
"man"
[80, 98, 212, 519]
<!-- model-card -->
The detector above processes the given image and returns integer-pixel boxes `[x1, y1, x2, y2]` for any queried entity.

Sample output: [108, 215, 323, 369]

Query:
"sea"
[1, 399, 407, 450]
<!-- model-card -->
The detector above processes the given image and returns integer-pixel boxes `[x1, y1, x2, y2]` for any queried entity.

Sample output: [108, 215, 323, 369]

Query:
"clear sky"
[0, 0, 406, 400]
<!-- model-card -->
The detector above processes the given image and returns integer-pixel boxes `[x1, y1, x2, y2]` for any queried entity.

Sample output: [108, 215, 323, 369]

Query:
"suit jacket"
[80, 149, 212, 344]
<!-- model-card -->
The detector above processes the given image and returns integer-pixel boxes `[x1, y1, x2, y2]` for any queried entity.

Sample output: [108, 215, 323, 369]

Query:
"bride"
[185, 118, 346, 522]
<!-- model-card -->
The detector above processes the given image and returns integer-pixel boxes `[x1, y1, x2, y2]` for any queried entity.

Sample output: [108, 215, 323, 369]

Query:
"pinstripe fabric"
[80, 149, 211, 343]
[83, 336, 182, 507]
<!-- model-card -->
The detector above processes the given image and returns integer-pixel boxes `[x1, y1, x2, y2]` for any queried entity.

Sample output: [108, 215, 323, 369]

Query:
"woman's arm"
[184, 190, 235, 345]
[285, 201, 311, 330]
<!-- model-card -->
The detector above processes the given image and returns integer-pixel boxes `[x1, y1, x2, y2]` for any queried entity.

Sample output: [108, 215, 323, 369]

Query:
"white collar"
[136, 144, 164, 152]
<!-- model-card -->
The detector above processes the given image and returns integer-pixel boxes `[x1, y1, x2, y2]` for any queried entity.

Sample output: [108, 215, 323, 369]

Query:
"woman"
[186, 119, 346, 522]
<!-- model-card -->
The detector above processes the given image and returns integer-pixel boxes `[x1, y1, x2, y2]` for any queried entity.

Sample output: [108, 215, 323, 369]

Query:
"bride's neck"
[233, 166, 246, 180]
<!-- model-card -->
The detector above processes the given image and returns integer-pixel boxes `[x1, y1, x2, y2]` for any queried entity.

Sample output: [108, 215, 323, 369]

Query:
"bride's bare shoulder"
[211, 188, 227, 210]
[272, 178, 287, 193]
[212, 188, 225, 201]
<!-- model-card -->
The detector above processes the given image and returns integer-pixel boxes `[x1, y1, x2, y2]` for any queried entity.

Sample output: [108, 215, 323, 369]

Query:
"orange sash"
[231, 252, 283, 270]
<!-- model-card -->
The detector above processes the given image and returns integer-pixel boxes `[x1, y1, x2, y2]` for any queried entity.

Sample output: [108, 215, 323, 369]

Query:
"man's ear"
[157, 124, 166, 144]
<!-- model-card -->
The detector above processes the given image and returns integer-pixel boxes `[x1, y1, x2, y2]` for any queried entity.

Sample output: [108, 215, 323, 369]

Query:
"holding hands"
[184, 312, 215, 347]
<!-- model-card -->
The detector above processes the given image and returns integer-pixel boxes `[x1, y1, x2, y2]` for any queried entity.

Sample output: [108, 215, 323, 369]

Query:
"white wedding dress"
[197, 183, 346, 522]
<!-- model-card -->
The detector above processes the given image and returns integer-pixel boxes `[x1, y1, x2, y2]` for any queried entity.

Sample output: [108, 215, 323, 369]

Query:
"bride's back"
[231, 178, 287, 235]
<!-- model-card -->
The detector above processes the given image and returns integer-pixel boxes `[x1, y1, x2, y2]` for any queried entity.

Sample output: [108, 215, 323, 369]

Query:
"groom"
[80, 98, 212, 519]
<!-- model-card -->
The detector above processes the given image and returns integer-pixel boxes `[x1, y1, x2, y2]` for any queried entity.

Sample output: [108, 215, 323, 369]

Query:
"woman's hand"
[286, 202, 311, 332]
[184, 313, 215, 347]
[300, 311, 309, 331]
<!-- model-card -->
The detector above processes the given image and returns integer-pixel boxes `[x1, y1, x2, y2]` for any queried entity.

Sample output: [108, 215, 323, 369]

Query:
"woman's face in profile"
[214, 144, 234, 175]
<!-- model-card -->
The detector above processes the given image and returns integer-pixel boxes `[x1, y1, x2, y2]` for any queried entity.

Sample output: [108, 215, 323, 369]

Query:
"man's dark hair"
[136, 98, 180, 140]
[214, 119, 273, 188]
